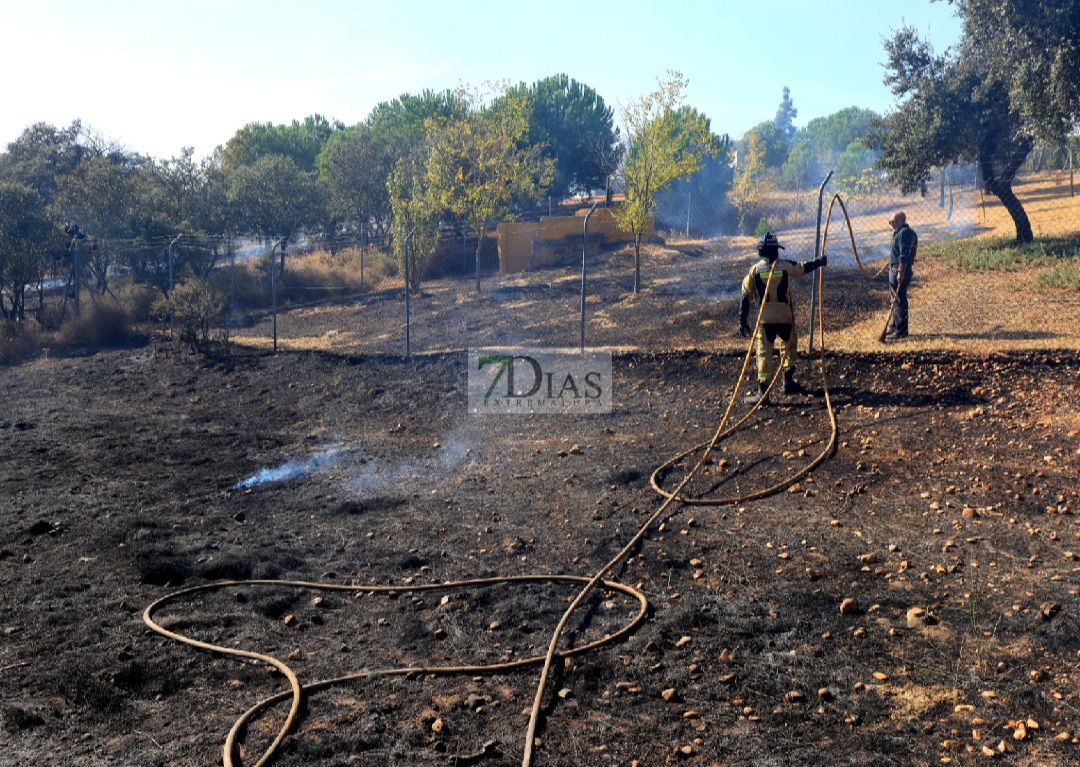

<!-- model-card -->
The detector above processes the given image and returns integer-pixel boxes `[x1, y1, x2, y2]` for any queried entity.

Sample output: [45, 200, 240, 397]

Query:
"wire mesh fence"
[192, 168, 1075, 357]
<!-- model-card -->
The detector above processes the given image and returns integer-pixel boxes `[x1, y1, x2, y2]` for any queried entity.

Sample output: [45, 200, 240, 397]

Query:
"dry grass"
[819, 173, 1080, 354]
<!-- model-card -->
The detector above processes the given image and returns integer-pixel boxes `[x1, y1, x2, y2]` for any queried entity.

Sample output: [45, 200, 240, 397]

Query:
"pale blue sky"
[2, 0, 963, 161]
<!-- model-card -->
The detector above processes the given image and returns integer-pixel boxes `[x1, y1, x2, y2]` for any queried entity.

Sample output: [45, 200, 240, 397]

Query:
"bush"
[55, 301, 132, 347]
[115, 283, 162, 323]
[0, 321, 42, 363]
[753, 218, 773, 239]
[157, 278, 223, 351]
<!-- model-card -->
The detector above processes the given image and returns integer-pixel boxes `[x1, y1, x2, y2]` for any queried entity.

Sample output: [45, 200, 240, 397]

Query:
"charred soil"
[3, 244, 1080, 766]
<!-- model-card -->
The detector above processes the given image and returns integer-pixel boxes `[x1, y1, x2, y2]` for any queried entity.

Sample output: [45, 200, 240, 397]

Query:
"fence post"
[405, 226, 417, 360]
[581, 203, 598, 354]
[272, 238, 285, 352]
[807, 170, 833, 354]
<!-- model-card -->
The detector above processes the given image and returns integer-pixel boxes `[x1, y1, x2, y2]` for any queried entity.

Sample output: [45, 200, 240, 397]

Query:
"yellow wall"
[496, 208, 651, 274]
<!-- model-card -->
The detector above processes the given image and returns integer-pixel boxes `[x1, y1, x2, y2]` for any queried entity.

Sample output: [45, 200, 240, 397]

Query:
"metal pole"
[686, 190, 691, 238]
[360, 222, 365, 289]
[581, 203, 598, 354]
[807, 170, 833, 354]
[168, 233, 181, 293]
[229, 237, 235, 307]
[272, 239, 284, 352]
[71, 236, 81, 319]
[405, 226, 417, 359]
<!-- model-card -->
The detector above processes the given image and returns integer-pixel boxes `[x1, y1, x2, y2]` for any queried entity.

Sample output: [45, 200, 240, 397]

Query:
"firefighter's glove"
[739, 295, 752, 337]
[804, 255, 827, 272]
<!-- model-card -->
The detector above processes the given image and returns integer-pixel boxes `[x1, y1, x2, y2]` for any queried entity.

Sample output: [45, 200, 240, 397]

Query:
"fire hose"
[143, 200, 869, 767]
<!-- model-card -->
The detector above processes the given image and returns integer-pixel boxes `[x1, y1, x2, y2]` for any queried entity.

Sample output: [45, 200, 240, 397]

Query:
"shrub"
[0, 321, 42, 363]
[158, 278, 223, 350]
[55, 301, 131, 347]
[753, 217, 773, 239]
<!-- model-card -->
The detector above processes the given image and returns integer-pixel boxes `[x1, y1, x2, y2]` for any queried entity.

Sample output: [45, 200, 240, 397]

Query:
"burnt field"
[2, 245, 1080, 766]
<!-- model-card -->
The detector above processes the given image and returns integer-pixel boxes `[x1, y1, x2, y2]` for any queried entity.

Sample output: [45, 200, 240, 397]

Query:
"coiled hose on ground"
[144, 197, 875, 767]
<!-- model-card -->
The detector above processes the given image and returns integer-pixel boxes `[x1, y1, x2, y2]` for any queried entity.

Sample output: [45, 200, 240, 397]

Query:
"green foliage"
[388, 154, 439, 293]
[320, 125, 394, 239]
[779, 139, 816, 190]
[615, 72, 723, 292]
[1036, 262, 1080, 290]
[226, 154, 323, 244]
[801, 107, 880, 159]
[158, 277, 223, 350]
[867, 7, 1065, 243]
[0, 120, 87, 207]
[957, 0, 1080, 144]
[0, 182, 63, 320]
[774, 86, 798, 143]
[729, 132, 769, 233]
[753, 218, 773, 239]
[221, 114, 343, 173]
[508, 74, 623, 199]
[739, 120, 789, 170]
[424, 84, 555, 290]
[834, 142, 881, 196]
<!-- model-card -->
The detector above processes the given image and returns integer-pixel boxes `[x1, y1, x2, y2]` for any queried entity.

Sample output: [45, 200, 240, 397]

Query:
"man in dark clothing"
[885, 211, 917, 340]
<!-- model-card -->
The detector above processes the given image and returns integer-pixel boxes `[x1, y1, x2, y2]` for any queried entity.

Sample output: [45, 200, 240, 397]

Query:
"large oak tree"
[870, 0, 1080, 243]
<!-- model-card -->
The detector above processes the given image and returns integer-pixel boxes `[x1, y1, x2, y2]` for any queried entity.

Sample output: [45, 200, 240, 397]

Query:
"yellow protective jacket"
[741, 258, 807, 325]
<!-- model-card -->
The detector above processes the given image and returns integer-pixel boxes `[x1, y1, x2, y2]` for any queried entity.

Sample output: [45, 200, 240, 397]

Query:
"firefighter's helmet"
[757, 231, 784, 260]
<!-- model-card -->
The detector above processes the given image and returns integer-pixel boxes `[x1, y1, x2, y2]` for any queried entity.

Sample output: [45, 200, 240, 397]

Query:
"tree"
[221, 114, 343, 173]
[739, 120, 789, 170]
[870, 0, 1080, 244]
[0, 121, 87, 207]
[779, 138, 817, 191]
[954, 0, 1080, 145]
[774, 86, 798, 142]
[424, 85, 555, 291]
[802, 107, 880, 159]
[834, 142, 881, 197]
[52, 149, 149, 292]
[227, 154, 322, 273]
[614, 73, 723, 293]
[388, 154, 438, 293]
[320, 125, 394, 242]
[729, 132, 768, 233]
[0, 183, 61, 320]
[509, 74, 623, 199]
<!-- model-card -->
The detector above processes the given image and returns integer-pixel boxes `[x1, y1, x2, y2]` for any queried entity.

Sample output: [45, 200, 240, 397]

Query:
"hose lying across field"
[143, 198, 877, 767]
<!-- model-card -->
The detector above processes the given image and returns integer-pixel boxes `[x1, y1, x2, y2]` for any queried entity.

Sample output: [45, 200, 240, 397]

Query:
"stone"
[839, 598, 861, 615]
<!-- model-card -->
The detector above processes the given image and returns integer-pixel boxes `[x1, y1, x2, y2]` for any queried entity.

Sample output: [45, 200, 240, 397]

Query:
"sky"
[1, 0, 964, 162]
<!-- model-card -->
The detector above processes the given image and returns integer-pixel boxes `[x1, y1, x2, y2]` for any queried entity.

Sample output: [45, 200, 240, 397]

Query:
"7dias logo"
[468, 347, 613, 414]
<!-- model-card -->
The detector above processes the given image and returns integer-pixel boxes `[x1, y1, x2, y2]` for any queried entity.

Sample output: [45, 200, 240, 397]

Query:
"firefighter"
[739, 231, 826, 404]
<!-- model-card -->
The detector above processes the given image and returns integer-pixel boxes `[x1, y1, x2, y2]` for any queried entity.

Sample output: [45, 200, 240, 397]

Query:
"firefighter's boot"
[783, 369, 804, 395]
[744, 381, 770, 406]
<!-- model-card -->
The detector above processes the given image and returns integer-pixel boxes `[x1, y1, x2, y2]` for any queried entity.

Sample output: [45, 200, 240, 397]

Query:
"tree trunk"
[474, 232, 483, 292]
[980, 138, 1034, 244]
[986, 179, 1033, 243]
[633, 233, 642, 294]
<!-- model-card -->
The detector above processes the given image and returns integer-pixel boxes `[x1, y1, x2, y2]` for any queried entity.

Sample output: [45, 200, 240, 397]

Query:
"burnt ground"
[2, 242, 1080, 767]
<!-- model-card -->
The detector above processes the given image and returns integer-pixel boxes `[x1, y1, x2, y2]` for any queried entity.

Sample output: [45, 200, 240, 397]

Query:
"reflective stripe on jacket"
[741, 258, 806, 325]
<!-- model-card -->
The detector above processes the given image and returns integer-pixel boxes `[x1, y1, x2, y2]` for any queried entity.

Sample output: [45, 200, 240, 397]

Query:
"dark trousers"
[888, 263, 913, 335]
